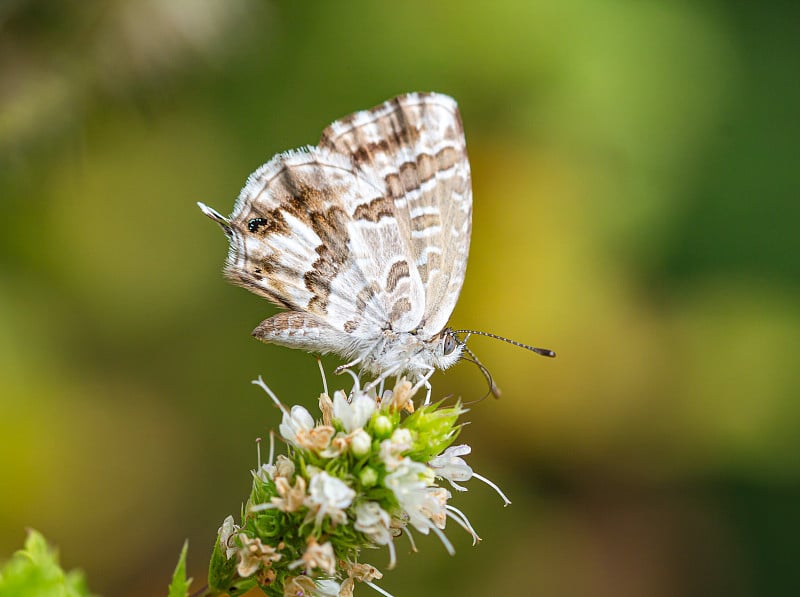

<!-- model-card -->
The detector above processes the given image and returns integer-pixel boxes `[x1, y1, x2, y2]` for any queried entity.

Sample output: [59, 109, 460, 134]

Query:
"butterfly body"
[249, 312, 463, 377]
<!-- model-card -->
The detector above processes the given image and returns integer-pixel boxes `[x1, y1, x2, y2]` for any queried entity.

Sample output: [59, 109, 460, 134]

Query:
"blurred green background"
[1, 0, 799, 595]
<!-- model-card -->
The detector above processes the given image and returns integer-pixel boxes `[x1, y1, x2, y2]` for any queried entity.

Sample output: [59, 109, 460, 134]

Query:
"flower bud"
[359, 466, 379, 488]
[372, 415, 393, 438]
[350, 429, 372, 457]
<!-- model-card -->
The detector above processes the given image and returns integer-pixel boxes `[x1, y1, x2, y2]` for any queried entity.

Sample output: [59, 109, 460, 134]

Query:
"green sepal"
[403, 401, 464, 461]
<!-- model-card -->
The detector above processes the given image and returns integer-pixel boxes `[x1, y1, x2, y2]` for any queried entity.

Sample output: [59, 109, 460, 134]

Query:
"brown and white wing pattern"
[200, 92, 473, 375]
[201, 146, 426, 344]
[320, 93, 472, 338]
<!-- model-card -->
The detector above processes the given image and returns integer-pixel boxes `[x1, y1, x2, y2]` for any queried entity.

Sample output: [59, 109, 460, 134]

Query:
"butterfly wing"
[319, 92, 472, 338]
[200, 145, 427, 350]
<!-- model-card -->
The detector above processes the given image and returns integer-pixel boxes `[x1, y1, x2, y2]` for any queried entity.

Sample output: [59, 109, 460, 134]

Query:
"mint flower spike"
[211, 374, 510, 597]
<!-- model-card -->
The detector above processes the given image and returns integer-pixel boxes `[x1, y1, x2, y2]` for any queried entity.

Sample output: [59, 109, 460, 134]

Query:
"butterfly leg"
[411, 366, 436, 405]
[363, 361, 404, 394]
[334, 356, 364, 376]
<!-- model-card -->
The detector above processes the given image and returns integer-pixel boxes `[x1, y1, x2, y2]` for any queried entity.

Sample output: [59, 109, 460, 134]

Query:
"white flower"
[297, 425, 336, 452]
[235, 534, 282, 577]
[379, 378, 415, 412]
[354, 501, 392, 545]
[333, 390, 376, 432]
[279, 405, 315, 447]
[354, 500, 399, 570]
[340, 562, 384, 596]
[390, 428, 413, 448]
[257, 453, 294, 482]
[305, 471, 356, 527]
[423, 487, 450, 529]
[284, 575, 317, 597]
[379, 428, 414, 470]
[429, 444, 473, 491]
[432, 445, 512, 506]
[384, 459, 441, 534]
[255, 463, 274, 483]
[319, 431, 349, 458]
[290, 537, 336, 575]
[271, 474, 307, 512]
[217, 515, 239, 560]
[274, 454, 295, 478]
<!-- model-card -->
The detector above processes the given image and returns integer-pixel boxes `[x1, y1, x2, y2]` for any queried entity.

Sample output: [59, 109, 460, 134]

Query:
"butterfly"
[199, 93, 553, 395]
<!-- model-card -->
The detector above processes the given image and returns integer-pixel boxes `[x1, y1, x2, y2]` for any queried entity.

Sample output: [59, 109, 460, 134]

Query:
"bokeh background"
[2, 1, 799, 595]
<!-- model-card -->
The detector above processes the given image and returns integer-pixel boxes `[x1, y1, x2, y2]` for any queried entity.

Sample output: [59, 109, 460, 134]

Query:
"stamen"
[365, 581, 395, 597]
[404, 527, 418, 553]
[386, 539, 397, 570]
[430, 524, 455, 556]
[268, 431, 275, 468]
[472, 471, 512, 506]
[252, 376, 290, 417]
[317, 357, 329, 396]
[446, 505, 481, 545]
[249, 502, 279, 513]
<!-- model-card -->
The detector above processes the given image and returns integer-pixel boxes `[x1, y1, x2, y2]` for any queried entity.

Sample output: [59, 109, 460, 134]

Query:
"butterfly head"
[426, 328, 465, 370]
[371, 327, 465, 377]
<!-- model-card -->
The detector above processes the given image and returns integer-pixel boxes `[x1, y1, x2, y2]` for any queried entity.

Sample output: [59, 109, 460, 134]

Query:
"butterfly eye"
[443, 332, 458, 355]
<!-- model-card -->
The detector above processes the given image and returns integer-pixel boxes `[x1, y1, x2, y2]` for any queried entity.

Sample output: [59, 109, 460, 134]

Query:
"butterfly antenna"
[461, 344, 502, 399]
[454, 329, 556, 358]
[459, 355, 496, 404]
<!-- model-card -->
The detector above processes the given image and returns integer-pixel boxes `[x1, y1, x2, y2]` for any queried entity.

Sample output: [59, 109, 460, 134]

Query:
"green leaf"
[167, 541, 191, 597]
[0, 529, 94, 597]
